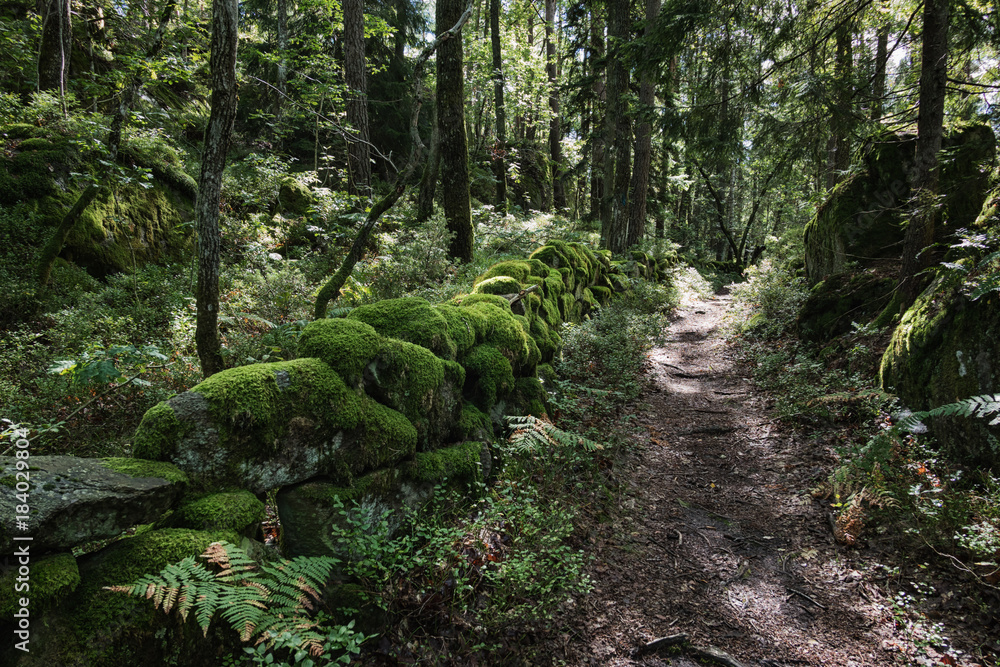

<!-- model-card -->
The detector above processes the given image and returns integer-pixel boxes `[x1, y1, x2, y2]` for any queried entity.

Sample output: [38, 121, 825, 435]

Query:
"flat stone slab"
[0, 456, 187, 556]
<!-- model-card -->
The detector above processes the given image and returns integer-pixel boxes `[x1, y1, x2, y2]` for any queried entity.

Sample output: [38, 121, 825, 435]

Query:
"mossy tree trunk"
[437, 0, 474, 263]
[195, 0, 239, 378]
[899, 0, 949, 309]
[37, 0, 70, 103]
[490, 0, 507, 214]
[416, 109, 441, 222]
[545, 0, 564, 211]
[344, 0, 371, 198]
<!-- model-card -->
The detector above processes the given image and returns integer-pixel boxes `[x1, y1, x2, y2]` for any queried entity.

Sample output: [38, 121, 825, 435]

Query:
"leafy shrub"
[726, 259, 809, 340]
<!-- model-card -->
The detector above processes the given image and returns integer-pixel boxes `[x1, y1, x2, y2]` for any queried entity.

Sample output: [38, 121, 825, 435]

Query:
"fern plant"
[505, 415, 604, 454]
[106, 541, 366, 662]
[897, 394, 1000, 432]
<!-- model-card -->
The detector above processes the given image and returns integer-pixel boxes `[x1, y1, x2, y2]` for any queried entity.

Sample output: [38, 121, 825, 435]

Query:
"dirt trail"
[555, 294, 989, 667]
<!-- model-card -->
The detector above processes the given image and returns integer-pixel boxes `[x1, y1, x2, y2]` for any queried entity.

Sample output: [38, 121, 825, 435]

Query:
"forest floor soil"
[552, 293, 1000, 667]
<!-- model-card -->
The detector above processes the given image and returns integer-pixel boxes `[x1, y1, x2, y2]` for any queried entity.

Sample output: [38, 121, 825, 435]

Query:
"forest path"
[554, 294, 923, 667]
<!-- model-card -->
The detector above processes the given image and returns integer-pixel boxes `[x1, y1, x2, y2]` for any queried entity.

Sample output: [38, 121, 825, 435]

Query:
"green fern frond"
[898, 393, 1000, 432]
[505, 415, 604, 453]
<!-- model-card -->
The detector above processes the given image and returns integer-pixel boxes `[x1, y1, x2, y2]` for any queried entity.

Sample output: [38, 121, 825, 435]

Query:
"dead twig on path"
[787, 587, 827, 609]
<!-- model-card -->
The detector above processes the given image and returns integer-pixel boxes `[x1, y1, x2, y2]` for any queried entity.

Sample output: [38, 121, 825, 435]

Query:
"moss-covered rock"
[454, 403, 494, 442]
[473, 275, 523, 296]
[400, 441, 488, 487]
[464, 301, 533, 371]
[169, 491, 265, 535]
[298, 318, 383, 388]
[880, 264, 1000, 468]
[0, 552, 79, 620]
[133, 358, 367, 492]
[361, 338, 464, 449]
[435, 304, 479, 355]
[347, 296, 457, 360]
[463, 344, 515, 412]
[475, 260, 533, 285]
[275, 176, 315, 216]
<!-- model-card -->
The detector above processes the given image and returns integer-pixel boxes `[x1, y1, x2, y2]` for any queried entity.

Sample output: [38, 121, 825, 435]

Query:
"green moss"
[347, 296, 457, 360]
[0, 552, 79, 619]
[131, 402, 185, 461]
[475, 260, 533, 284]
[456, 292, 512, 311]
[465, 302, 532, 369]
[559, 293, 579, 323]
[456, 403, 493, 441]
[357, 396, 418, 471]
[0, 475, 16, 488]
[473, 275, 523, 295]
[100, 458, 189, 485]
[558, 266, 575, 291]
[526, 258, 550, 276]
[172, 491, 265, 534]
[435, 304, 478, 355]
[542, 268, 565, 298]
[538, 293, 562, 328]
[463, 345, 515, 411]
[529, 243, 573, 269]
[528, 315, 557, 362]
[298, 318, 383, 386]
[276, 176, 315, 216]
[590, 285, 612, 305]
[402, 441, 484, 485]
[512, 376, 548, 417]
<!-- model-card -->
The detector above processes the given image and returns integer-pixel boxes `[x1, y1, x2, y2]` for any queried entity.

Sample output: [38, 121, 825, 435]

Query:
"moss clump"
[356, 396, 418, 472]
[347, 297, 457, 360]
[435, 304, 478, 355]
[465, 302, 532, 370]
[0, 552, 79, 619]
[276, 176, 315, 216]
[512, 376, 548, 417]
[528, 315, 558, 362]
[455, 293, 512, 311]
[298, 318, 383, 386]
[455, 403, 493, 442]
[473, 275, 523, 296]
[475, 260, 533, 285]
[463, 345, 515, 411]
[590, 285, 612, 305]
[401, 441, 484, 486]
[131, 402, 187, 461]
[172, 491, 265, 534]
[100, 458, 189, 485]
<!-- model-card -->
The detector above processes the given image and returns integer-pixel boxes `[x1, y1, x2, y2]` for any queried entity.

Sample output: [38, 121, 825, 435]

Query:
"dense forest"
[1, 0, 1000, 664]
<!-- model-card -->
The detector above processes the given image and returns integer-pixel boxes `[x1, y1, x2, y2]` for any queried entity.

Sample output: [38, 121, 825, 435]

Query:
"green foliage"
[504, 414, 603, 454]
[726, 259, 810, 341]
[897, 394, 1000, 432]
[108, 540, 365, 662]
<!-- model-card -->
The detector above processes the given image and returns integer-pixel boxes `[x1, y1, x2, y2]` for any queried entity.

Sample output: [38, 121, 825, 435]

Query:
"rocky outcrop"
[804, 124, 995, 284]
[0, 457, 187, 555]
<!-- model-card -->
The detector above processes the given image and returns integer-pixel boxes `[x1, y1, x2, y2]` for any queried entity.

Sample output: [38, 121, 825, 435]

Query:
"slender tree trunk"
[827, 22, 853, 188]
[626, 0, 661, 248]
[417, 107, 442, 222]
[899, 0, 949, 308]
[490, 0, 507, 213]
[195, 0, 239, 378]
[601, 0, 631, 253]
[37, 0, 70, 106]
[872, 25, 888, 121]
[589, 15, 605, 220]
[437, 0, 474, 262]
[274, 0, 288, 133]
[344, 0, 371, 197]
[545, 0, 564, 210]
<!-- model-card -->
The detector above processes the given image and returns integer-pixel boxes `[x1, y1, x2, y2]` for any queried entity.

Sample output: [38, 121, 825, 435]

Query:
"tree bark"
[626, 0, 661, 249]
[545, 0, 564, 210]
[899, 0, 949, 308]
[417, 106, 441, 222]
[600, 0, 632, 253]
[274, 0, 288, 131]
[490, 0, 507, 213]
[344, 0, 371, 197]
[827, 22, 853, 189]
[37, 0, 70, 102]
[872, 25, 887, 121]
[195, 0, 240, 378]
[589, 15, 605, 220]
[437, 0, 474, 262]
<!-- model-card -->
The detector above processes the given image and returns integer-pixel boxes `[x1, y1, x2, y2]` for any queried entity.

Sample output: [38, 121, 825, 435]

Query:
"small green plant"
[107, 541, 366, 662]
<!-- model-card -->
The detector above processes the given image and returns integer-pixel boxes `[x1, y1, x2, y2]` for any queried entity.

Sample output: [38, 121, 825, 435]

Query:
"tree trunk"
[872, 25, 887, 121]
[274, 0, 288, 132]
[344, 0, 371, 197]
[490, 0, 507, 213]
[589, 15, 605, 221]
[600, 0, 631, 253]
[417, 106, 441, 222]
[545, 0, 564, 210]
[37, 0, 70, 103]
[626, 0, 661, 248]
[437, 0, 473, 262]
[899, 0, 949, 308]
[195, 0, 239, 378]
[827, 22, 853, 189]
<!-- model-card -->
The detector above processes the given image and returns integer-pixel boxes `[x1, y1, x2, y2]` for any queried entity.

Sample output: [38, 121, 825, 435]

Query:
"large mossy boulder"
[0, 456, 187, 556]
[797, 269, 897, 344]
[880, 175, 1000, 468]
[804, 124, 996, 284]
[347, 297, 458, 360]
[132, 358, 379, 492]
